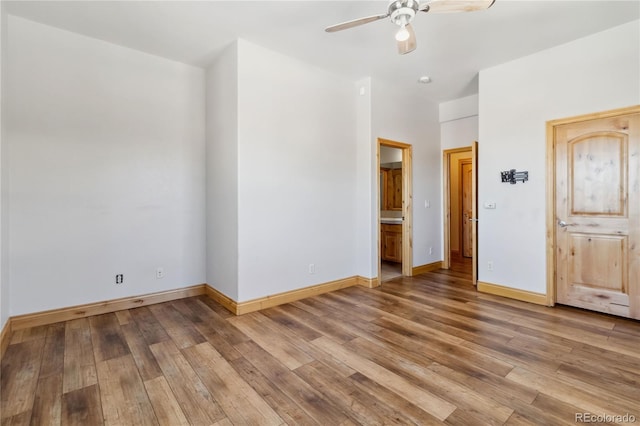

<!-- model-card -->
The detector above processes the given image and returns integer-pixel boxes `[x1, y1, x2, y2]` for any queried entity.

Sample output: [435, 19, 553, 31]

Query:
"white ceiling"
[5, 1, 639, 103]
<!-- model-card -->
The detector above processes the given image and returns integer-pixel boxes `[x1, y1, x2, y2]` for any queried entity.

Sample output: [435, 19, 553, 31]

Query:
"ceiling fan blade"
[397, 24, 417, 55]
[325, 13, 389, 32]
[422, 0, 495, 13]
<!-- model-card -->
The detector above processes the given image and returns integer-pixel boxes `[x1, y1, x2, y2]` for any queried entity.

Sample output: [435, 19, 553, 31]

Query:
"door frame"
[545, 105, 640, 307]
[377, 138, 413, 285]
[442, 143, 478, 284]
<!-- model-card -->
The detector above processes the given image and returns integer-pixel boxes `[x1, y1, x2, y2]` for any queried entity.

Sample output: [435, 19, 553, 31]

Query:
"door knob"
[558, 220, 568, 228]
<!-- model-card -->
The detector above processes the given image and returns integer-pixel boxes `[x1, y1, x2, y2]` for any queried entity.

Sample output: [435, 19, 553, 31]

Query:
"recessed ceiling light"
[418, 76, 432, 84]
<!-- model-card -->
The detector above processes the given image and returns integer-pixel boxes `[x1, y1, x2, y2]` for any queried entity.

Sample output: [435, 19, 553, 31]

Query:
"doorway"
[378, 138, 413, 285]
[443, 143, 478, 284]
[546, 106, 640, 319]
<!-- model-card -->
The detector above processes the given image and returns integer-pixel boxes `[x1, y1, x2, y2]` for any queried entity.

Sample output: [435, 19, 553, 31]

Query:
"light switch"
[484, 202, 496, 209]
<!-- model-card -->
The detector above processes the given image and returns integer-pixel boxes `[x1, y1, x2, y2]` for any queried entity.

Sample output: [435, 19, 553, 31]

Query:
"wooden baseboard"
[1, 318, 11, 359]
[235, 276, 359, 315]
[477, 281, 547, 306]
[357, 276, 379, 288]
[7, 275, 369, 335]
[413, 261, 443, 275]
[10, 284, 207, 331]
[204, 285, 238, 315]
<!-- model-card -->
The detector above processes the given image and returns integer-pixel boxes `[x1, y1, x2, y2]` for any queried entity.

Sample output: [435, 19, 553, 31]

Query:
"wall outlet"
[308, 264, 315, 274]
[115, 274, 123, 284]
[156, 267, 165, 279]
[429, 247, 433, 255]
[487, 261, 494, 271]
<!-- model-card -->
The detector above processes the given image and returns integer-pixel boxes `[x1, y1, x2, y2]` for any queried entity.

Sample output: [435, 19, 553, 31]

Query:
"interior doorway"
[378, 138, 413, 285]
[443, 143, 478, 284]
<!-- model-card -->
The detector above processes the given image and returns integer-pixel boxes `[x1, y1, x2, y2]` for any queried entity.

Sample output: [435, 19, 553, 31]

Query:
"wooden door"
[554, 110, 640, 319]
[461, 161, 473, 258]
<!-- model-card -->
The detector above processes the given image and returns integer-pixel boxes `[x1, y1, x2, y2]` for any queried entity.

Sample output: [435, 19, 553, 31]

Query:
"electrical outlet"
[115, 274, 123, 284]
[308, 264, 315, 274]
[156, 267, 165, 279]
[487, 261, 494, 271]
[429, 247, 433, 255]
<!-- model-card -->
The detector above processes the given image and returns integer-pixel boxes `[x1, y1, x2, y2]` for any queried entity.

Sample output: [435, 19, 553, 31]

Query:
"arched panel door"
[554, 111, 640, 319]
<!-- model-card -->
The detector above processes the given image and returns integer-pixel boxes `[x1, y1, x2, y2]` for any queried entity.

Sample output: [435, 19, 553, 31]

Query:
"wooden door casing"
[553, 109, 640, 319]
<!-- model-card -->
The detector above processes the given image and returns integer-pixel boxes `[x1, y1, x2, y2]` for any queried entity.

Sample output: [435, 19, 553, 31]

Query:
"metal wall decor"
[501, 169, 529, 184]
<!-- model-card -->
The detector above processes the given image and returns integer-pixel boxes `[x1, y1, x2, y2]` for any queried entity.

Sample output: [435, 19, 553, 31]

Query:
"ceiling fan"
[325, 0, 495, 55]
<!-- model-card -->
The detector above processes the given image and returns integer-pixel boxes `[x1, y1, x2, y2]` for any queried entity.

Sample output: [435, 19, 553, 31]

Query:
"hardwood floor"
[381, 261, 402, 282]
[2, 269, 640, 425]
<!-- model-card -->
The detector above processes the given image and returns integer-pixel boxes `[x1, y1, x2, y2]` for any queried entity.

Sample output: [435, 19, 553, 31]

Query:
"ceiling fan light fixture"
[395, 25, 411, 41]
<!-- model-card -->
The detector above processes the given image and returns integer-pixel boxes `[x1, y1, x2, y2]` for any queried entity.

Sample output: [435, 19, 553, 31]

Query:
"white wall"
[441, 116, 478, 151]
[0, 3, 8, 331]
[6, 16, 206, 315]
[372, 81, 441, 270]
[206, 43, 239, 300]
[355, 77, 373, 278]
[478, 20, 640, 293]
[236, 40, 358, 301]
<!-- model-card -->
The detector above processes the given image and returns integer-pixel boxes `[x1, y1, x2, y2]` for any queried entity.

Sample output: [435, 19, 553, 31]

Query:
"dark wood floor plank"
[175, 298, 250, 346]
[1, 411, 32, 426]
[128, 306, 171, 346]
[1, 338, 46, 419]
[61, 384, 103, 426]
[119, 322, 163, 382]
[148, 303, 206, 350]
[30, 374, 62, 426]
[38, 324, 65, 380]
[62, 319, 97, 394]
[88, 313, 130, 363]
[276, 303, 359, 344]
[260, 306, 324, 341]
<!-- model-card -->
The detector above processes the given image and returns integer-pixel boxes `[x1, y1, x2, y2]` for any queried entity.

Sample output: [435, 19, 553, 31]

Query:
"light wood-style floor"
[2, 267, 639, 425]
